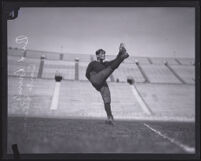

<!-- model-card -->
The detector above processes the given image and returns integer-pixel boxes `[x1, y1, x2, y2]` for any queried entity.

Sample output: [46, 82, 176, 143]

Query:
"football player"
[86, 43, 129, 125]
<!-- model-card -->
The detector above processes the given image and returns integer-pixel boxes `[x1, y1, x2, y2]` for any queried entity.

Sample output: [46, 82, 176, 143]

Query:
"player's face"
[97, 51, 105, 60]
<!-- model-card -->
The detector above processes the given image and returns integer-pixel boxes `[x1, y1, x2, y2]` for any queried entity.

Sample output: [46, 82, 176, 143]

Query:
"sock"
[104, 103, 113, 118]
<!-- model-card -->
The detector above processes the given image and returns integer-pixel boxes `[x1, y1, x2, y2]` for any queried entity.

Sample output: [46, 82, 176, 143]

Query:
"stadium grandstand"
[7, 47, 196, 154]
[7, 47, 195, 121]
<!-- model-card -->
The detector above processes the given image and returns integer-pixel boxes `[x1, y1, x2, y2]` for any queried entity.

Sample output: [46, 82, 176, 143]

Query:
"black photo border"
[1, 0, 200, 160]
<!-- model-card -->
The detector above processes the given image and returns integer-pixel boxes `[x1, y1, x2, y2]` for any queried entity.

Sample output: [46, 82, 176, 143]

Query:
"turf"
[7, 116, 195, 154]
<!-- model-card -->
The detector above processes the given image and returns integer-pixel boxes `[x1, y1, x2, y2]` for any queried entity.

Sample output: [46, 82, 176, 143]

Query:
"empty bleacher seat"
[7, 48, 24, 57]
[170, 65, 195, 84]
[8, 56, 40, 77]
[134, 57, 151, 65]
[26, 50, 45, 59]
[26, 50, 60, 60]
[123, 56, 136, 64]
[112, 63, 145, 83]
[140, 64, 182, 84]
[177, 58, 194, 65]
[42, 60, 74, 80]
[63, 53, 90, 62]
[136, 83, 195, 118]
[150, 57, 179, 65]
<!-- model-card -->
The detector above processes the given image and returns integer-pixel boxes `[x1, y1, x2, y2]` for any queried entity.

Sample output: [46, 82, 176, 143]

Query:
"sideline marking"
[130, 84, 152, 115]
[50, 82, 61, 110]
[144, 123, 195, 153]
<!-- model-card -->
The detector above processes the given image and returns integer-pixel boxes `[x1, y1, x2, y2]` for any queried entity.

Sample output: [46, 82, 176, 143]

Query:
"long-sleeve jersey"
[85, 59, 116, 90]
[85, 59, 116, 80]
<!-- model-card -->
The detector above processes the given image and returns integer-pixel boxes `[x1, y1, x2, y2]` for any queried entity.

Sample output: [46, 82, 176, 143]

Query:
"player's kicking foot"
[119, 43, 129, 59]
[121, 52, 129, 59]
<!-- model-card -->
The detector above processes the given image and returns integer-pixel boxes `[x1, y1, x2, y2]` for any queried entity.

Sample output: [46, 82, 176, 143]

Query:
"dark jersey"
[85, 59, 116, 90]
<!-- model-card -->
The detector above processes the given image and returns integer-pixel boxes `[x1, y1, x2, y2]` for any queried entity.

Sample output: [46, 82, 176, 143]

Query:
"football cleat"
[119, 43, 129, 59]
[105, 116, 115, 126]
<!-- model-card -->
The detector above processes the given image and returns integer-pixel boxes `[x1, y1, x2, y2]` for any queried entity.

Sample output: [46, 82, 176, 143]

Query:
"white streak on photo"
[144, 123, 195, 153]
[50, 82, 61, 110]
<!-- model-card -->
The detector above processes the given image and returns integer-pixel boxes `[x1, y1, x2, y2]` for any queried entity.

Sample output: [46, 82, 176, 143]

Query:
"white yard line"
[50, 82, 61, 110]
[130, 85, 152, 115]
[144, 123, 195, 153]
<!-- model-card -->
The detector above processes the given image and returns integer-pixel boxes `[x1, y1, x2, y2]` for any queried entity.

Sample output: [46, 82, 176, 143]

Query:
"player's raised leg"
[90, 43, 129, 87]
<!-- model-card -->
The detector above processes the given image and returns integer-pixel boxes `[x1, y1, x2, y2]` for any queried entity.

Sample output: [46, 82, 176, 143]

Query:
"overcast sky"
[8, 7, 195, 58]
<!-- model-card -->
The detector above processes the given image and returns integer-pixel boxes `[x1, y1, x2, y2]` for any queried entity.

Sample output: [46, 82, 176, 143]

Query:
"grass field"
[6, 54, 195, 155]
[7, 116, 195, 154]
